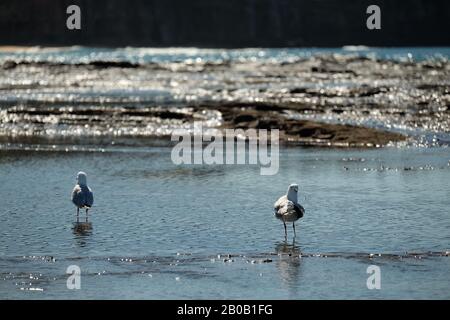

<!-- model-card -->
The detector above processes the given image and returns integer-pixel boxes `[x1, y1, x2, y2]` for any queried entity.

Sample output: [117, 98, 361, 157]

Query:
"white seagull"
[274, 184, 305, 237]
[71, 171, 94, 219]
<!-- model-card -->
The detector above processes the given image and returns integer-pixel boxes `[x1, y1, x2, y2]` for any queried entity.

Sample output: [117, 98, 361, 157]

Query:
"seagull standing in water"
[72, 172, 94, 220]
[274, 184, 305, 238]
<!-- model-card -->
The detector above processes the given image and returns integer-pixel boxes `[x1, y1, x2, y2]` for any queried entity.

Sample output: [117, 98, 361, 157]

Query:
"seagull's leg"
[85, 208, 89, 222]
[293, 223, 296, 237]
[283, 220, 287, 238]
[76, 208, 79, 223]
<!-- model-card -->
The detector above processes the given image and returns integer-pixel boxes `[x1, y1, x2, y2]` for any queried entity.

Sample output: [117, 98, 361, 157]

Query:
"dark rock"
[289, 88, 309, 94]
[2, 60, 17, 70]
[233, 114, 257, 124]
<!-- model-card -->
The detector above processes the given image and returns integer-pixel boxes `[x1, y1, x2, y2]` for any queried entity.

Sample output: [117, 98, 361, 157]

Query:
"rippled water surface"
[0, 146, 449, 299]
[1, 47, 449, 146]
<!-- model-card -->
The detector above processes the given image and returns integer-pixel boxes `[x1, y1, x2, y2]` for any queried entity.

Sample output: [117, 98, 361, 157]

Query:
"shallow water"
[0, 146, 449, 299]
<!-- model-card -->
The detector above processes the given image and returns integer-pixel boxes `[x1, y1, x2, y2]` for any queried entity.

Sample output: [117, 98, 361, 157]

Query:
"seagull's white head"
[77, 171, 87, 186]
[287, 183, 299, 203]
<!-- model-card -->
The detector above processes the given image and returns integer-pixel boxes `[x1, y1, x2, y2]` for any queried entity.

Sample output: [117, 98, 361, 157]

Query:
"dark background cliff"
[0, 0, 449, 47]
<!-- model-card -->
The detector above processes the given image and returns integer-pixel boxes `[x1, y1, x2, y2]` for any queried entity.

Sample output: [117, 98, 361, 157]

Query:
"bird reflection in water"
[72, 218, 93, 247]
[275, 238, 302, 294]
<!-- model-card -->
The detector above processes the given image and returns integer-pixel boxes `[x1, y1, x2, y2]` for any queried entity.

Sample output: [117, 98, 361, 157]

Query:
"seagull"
[274, 184, 305, 238]
[71, 171, 94, 220]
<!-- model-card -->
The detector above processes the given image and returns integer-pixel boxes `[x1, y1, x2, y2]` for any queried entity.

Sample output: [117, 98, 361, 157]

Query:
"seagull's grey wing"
[293, 203, 305, 218]
[85, 187, 94, 207]
[275, 201, 303, 222]
[71, 185, 83, 207]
